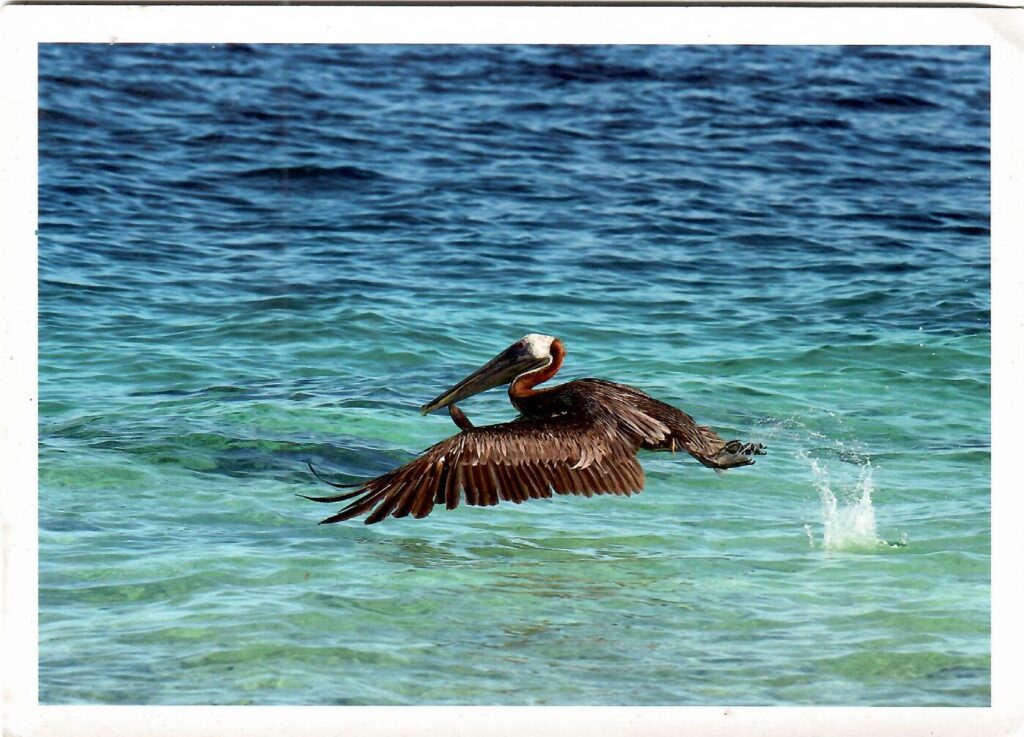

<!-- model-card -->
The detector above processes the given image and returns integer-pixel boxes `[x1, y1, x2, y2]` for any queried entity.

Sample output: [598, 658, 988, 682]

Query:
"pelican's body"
[305, 334, 764, 524]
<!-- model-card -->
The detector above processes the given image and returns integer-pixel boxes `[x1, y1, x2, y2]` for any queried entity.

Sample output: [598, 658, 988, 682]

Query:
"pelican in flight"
[305, 334, 765, 524]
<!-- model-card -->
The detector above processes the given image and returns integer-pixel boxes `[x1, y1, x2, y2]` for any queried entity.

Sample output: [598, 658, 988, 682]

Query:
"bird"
[304, 334, 765, 525]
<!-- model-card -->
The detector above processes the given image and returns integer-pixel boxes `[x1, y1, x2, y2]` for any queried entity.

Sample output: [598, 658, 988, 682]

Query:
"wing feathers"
[321, 488, 386, 525]
[366, 484, 404, 524]
[444, 462, 461, 510]
[307, 377, 761, 524]
[310, 413, 645, 524]
[574, 379, 764, 469]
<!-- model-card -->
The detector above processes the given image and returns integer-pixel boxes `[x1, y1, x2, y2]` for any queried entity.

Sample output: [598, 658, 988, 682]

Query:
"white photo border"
[2, 6, 1021, 736]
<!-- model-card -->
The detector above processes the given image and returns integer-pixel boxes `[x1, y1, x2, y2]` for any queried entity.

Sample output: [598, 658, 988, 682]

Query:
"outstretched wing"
[308, 413, 645, 525]
[574, 379, 765, 469]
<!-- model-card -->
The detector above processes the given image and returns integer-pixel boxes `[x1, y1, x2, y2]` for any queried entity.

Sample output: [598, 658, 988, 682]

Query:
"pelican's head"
[420, 334, 557, 415]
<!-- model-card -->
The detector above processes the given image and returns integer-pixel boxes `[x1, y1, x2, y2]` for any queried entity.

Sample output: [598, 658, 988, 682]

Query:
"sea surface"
[37, 44, 990, 706]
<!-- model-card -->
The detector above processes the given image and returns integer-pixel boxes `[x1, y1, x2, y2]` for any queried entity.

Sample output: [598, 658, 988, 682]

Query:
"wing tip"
[307, 459, 362, 488]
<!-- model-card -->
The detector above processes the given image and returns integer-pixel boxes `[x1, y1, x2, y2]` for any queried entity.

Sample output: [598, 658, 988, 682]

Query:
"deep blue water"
[38, 44, 989, 705]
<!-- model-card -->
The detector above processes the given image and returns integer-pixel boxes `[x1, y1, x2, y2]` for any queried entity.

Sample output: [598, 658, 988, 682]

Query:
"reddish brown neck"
[509, 338, 565, 404]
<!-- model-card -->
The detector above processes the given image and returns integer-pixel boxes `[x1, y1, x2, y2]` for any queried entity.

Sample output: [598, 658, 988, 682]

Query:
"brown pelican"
[305, 334, 765, 524]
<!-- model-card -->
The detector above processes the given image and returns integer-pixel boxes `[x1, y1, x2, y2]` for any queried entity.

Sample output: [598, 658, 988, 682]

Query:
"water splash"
[805, 457, 904, 552]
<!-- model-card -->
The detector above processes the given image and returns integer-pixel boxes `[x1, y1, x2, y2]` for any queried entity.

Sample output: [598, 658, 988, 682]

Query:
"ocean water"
[37, 44, 990, 706]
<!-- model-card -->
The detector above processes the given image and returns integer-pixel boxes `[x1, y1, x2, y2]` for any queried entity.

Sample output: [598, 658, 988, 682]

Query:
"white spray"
[801, 455, 904, 552]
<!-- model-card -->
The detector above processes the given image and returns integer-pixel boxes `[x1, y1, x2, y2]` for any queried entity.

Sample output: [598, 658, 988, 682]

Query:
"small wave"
[785, 117, 851, 131]
[544, 61, 658, 84]
[117, 81, 193, 103]
[40, 277, 127, 295]
[953, 225, 990, 237]
[235, 164, 384, 182]
[38, 107, 96, 126]
[233, 108, 290, 123]
[243, 295, 308, 311]
[826, 92, 939, 111]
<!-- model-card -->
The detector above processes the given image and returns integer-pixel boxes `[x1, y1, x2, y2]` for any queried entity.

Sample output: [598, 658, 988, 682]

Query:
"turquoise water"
[38, 44, 989, 705]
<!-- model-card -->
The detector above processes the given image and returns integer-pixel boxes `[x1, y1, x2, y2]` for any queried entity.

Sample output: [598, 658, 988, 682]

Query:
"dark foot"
[724, 440, 766, 456]
[712, 440, 766, 469]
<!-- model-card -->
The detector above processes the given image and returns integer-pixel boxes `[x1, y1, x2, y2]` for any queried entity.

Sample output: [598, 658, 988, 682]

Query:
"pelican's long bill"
[420, 340, 550, 415]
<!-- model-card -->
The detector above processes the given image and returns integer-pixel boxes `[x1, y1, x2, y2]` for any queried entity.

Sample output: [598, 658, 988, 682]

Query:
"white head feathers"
[520, 333, 556, 360]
